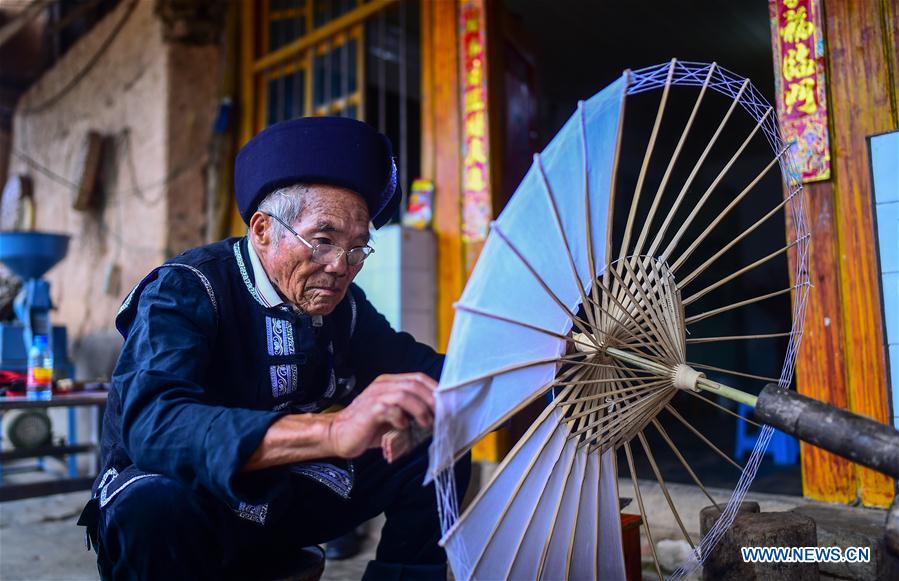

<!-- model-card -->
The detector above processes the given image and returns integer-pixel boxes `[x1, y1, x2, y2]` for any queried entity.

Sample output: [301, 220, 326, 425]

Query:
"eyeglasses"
[265, 213, 375, 266]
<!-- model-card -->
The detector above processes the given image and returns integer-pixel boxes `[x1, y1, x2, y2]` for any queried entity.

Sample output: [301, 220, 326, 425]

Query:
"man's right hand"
[327, 373, 437, 459]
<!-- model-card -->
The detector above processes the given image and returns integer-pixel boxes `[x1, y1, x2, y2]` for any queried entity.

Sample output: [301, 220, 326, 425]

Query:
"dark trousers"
[93, 446, 470, 581]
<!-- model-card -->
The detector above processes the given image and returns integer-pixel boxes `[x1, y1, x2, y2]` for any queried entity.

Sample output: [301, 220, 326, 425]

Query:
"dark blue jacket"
[94, 237, 442, 512]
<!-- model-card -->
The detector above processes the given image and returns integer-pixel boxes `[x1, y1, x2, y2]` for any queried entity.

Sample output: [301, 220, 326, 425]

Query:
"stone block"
[792, 504, 899, 580]
[701, 504, 818, 580]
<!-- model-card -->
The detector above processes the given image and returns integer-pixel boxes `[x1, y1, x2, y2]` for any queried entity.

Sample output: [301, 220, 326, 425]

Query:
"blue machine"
[0, 232, 74, 378]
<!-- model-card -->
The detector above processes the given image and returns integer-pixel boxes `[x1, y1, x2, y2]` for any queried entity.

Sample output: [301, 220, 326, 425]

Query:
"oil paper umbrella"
[426, 59, 810, 580]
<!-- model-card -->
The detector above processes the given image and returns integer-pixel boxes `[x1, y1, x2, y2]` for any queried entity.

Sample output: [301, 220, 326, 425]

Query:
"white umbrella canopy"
[427, 60, 809, 580]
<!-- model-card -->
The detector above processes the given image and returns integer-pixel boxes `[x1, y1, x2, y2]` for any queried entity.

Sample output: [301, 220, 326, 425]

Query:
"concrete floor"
[0, 475, 891, 580]
[0, 489, 382, 581]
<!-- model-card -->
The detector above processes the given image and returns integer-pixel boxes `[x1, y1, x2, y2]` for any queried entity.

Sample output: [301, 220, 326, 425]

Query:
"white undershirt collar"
[247, 237, 285, 308]
[246, 237, 324, 326]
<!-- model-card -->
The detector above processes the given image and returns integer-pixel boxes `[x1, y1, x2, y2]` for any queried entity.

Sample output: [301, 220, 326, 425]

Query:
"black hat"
[234, 116, 401, 228]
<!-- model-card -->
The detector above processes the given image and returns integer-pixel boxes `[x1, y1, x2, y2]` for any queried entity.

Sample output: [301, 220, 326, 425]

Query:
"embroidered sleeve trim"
[99, 473, 159, 508]
[290, 461, 355, 499]
[233, 501, 269, 525]
[165, 263, 220, 322]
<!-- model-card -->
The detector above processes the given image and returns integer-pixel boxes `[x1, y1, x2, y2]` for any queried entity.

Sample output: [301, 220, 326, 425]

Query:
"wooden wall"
[795, 0, 898, 507]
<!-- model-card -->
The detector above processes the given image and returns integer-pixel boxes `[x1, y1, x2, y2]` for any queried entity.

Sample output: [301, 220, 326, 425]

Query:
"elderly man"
[80, 117, 469, 580]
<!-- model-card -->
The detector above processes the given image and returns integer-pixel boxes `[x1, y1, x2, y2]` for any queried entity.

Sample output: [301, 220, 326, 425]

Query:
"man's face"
[252, 185, 370, 316]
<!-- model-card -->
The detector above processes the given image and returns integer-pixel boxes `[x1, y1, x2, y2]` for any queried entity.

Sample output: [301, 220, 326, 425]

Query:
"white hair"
[256, 184, 309, 249]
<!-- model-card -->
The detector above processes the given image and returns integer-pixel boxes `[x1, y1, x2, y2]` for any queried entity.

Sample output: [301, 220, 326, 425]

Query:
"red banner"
[460, 0, 491, 242]
[770, 0, 831, 182]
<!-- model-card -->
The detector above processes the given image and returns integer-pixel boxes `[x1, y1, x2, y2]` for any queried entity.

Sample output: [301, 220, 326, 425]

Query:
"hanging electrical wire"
[18, 0, 139, 116]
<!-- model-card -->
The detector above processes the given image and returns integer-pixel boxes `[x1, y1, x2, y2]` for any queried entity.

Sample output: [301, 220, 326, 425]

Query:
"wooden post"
[421, 0, 465, 354]
[823, 0, 897, 508]
[781, 0, 898, 507]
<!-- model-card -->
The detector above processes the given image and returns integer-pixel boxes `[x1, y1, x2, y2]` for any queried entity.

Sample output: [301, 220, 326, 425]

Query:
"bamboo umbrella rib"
[605, 268, 676, 361]
[614, 261, 672, 341]
[491, 223, 600, 345]
[632, 77, 751, 263]
[574, 357, 673, 371]
[651, 418, 721, 510]
[685, 331, 792, 344]
[565, 387, 664, 430]
[601, 351, 673, 388]
[613, 260, 680, 359]
[588, 289, 671, 360]
[637, 430, 696, 549]
[617, 58, 677, 266]
[499, 438, 579, 581]
[615, 334, 678, 358]
[680, 387, 762, 428]
[614, 321, 680, 364]
[454, 303, 596, 350]
[631, 63, 716, 264]
[565, 361, 661, 376]
[595, 439, 605, 577]
[535, 443, 582, 579]
[642, 263, 685, 354]
[571, 389, 665, 445]
[440, 367, 585, 469]
[684, 285, 799, 325]
[447, 385, 577, 556]
[598, 292, 662, 355]
[570, 396, 659, 444]
[554, 378, 666, 397]
[598, 389, 677, 453]
[562, 447, 589, 581]
[604, 72, 628, 270]
[577, 280, 673, 362]
[678, 210, 811, 288]
[612, 260, 679, 349]
[561, 365, 596, 435]
[577, 101, 605, 343]
[437, 352, 587, 392]
[571, 385, 674, 442]
[535, 154, 598, 330]
[669, 143, 794, 273]
[564, 381, 670, 424]
[563, 386, 660, 419]
[594, 270, 664, 339]
[681, 237, 803, 304]
[655, 105, 773, 262]
[624, 441, 663, 579]
[580, 287, 662, 349]
[557, 376, 668, 396]
[666, 405, 744, 471]
[687, 362, 780, 384]
[568, 365, 602, 437]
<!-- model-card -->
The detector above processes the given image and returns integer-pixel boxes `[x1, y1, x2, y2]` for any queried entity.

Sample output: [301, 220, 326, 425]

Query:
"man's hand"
[243, 373, 437, 472]
[327, 373, 436, 459]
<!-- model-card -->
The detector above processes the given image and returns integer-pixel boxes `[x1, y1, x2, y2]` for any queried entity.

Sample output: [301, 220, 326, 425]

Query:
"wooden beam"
[252, 0, 397, 73]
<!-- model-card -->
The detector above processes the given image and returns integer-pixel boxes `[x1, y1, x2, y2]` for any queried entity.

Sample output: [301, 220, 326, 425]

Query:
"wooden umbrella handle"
[381, 423, 433, 464]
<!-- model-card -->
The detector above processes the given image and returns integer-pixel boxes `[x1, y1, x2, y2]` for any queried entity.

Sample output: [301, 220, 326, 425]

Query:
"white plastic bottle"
[26, 335, 53, 401]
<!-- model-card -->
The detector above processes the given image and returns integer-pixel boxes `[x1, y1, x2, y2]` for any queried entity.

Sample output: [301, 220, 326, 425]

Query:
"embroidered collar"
[236, 237, 324, 326]
[247, 237, 285, 308]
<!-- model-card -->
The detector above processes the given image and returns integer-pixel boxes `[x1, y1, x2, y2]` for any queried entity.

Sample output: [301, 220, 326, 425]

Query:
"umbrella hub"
[671, 363, 705, 391]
